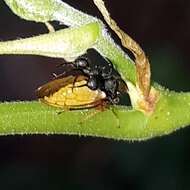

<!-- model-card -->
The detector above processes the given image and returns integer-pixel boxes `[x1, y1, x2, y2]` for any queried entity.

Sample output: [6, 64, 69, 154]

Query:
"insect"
[36, 72, 107, 110]
[36, 57, 128, 110]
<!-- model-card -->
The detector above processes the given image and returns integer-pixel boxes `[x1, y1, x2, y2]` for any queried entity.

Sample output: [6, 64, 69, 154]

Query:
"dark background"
[0, 0, 190, 189]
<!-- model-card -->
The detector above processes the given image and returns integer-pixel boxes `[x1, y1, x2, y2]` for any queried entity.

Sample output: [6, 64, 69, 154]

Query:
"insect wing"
[36, 75, 86, 98]
[36, 75, 106, 110]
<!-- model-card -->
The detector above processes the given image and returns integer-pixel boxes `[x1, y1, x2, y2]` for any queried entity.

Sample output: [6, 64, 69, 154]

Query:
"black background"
[0, 0, 190, 189]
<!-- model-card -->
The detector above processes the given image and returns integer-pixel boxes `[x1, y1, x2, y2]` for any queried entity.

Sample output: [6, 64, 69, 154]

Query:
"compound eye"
[75, 58, 89, 68]
[87, 77, 98, 90]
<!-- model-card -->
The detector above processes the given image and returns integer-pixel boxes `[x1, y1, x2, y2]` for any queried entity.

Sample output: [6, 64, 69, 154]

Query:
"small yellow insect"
[36, 75, 107, 110]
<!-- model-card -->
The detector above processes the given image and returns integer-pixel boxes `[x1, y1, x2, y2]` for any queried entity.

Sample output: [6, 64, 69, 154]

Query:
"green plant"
[0, 0, 190, 140]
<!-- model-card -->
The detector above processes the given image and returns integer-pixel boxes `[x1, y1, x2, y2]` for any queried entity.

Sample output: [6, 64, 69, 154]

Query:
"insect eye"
[75, 58, 89, 68]
[87, 77, 98, 90]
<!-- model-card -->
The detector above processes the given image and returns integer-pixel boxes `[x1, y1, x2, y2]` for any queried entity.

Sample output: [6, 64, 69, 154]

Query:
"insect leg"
[71, 75, 80, 92]
[78, 101, 107, 125]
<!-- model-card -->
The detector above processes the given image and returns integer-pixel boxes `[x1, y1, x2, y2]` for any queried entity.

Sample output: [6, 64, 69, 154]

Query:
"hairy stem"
[0, 86, 190, 140]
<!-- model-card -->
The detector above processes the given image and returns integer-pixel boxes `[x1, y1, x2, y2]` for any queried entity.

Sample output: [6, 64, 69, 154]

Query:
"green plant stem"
[0, 23, 100, 61]
[0, 86, 190, 140]
[4, 0, 97, 26]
